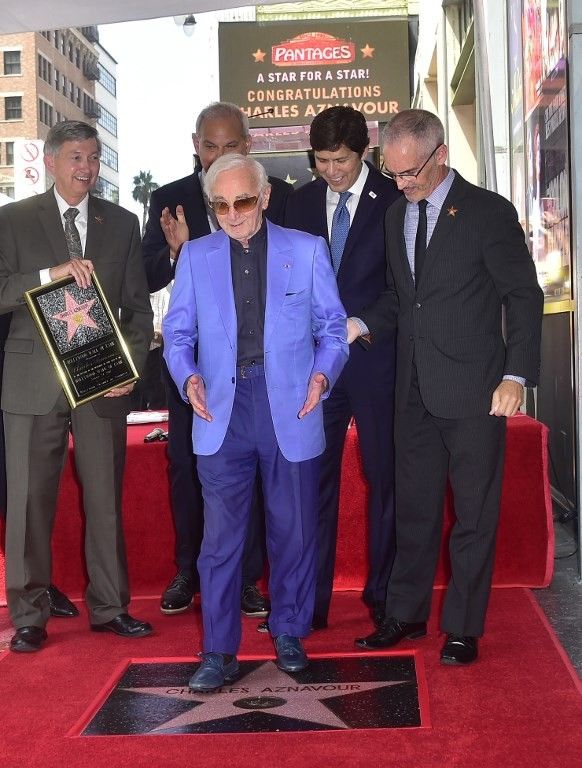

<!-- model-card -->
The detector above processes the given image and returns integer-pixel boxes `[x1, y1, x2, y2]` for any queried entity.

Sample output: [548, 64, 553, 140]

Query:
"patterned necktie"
[330, 191, 352, 275]
[63, 207, 83, 260]
[414, 199, 428, 284]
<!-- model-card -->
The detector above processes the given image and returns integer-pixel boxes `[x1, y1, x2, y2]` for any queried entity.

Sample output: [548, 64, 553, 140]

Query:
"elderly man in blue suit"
[163, 154, 348, 691]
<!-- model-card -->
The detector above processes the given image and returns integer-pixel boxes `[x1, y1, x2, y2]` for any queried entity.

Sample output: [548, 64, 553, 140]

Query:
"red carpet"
[0, 413, 554, 602]
[0, 588, 580, 768]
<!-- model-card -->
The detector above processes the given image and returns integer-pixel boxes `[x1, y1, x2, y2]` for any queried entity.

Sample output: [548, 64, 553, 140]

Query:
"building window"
[76, 86, 81, 107]
[53, 31, 59, 49]
[69, 81, 74, 102]
[0, 185, 15, 199]
[100, 143, 118, 171]
[62, 74, 66, 92]
[68, 42, 73, 62]
[55, 68, 60, 91]
[3, 50, 21, 75]
[4, 96, 22, 120]
[5, 141, 14, 165]
[75, 48, 80, 68]
[61, 37, 66, 56]
[37, 54, 52, 84]
[98, 104, 117, 137]
[97, 63, 117, 96]
[96, 176, 119, 203]
[39, 97, 53, 126]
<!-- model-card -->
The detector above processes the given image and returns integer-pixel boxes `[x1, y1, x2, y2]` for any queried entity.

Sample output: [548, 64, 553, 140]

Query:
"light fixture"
[173, 14, 196, 36]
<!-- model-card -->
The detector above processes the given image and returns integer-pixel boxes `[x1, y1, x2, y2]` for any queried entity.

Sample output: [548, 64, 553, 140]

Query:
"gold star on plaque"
[284, 173, 297, 186]
[252, 48, 266, 63]
[361, 43, 375, 58]
[447, 206, 458, 217]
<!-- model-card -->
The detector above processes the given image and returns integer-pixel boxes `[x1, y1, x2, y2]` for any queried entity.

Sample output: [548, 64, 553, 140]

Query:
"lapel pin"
[94, 216, 104, 224]
[447, 206, 458, 217]
[368, 191, 377, 199]
[283, 264, 290, 269]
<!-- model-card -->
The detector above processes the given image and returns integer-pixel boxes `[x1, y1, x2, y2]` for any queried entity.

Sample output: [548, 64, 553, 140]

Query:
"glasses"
[381, 144, 441, 181]
[209, 196, 259, 216]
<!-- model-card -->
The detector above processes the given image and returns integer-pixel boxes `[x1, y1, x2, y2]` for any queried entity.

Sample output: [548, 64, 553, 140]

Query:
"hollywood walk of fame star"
[252, 48, 266, 63]
[123, 661, 409, 733]
[361, 43, 375, 58]
[447, 206, 458, 217]
[52, 290, 98, 342]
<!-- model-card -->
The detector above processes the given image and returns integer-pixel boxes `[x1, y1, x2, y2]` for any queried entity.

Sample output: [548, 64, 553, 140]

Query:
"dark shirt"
[229, 221, 267, 366]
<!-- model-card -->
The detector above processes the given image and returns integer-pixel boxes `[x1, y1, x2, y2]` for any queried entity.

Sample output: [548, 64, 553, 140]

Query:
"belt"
[237, 362, 265, 379]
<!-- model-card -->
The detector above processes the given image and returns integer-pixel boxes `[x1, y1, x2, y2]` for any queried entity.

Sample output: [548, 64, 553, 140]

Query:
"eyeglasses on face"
[381, 144, 441, 181]
[209, 196, 259, 216]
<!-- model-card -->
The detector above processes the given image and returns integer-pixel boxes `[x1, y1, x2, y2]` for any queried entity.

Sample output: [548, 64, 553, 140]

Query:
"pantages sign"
[219, 19, 410, 127]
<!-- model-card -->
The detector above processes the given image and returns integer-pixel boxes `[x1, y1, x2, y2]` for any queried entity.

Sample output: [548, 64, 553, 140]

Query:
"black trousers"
[387, 367, 506, 637]
[163, 359, 265, 585]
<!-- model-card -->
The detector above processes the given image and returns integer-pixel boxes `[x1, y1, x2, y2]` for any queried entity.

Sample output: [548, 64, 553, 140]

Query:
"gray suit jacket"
[0, 188, 153, 417]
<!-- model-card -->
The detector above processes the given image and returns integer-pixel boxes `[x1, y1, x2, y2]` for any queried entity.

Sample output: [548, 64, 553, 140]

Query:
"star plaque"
[24, 271, 139, 408]
[76, 655, 428, 736]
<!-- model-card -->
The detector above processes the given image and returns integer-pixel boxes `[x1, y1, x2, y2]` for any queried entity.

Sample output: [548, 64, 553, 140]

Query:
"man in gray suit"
[0, 121, 154, 652]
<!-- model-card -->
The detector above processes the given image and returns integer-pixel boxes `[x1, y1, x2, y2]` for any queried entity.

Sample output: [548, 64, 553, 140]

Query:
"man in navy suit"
[285, 107, 400, 629]
[163, 154, 347, 690]
[142, 103, 292, 618]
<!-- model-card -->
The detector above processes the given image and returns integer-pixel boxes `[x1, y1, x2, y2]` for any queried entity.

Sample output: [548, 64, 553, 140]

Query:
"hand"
[489, 380, 524, 417]
[49, 259, 94, 289]
[347, 318, 362, 344]
[186, 374, 212, 422]
[298, 372, 328, 419]
[104, 382, 135, 398]
[160, 205, 189, 260]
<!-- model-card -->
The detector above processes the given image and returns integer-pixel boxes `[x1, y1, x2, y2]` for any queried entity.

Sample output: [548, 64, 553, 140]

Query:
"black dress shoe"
[355, 617, 427, 649]
[10, 626, 48, 653]
[440, 634, 478, 665]
[91, 613, 153, 638]
[241, 584, 270, 617]
[47, 584, 79, 618]
[160, 571, 196, 614]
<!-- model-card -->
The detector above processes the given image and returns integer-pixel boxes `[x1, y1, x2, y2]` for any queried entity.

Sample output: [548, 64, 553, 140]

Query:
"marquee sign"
[219, 19, 410, 127]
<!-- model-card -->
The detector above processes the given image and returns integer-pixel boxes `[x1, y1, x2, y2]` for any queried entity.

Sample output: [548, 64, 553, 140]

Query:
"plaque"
[24, 271, 138, 408]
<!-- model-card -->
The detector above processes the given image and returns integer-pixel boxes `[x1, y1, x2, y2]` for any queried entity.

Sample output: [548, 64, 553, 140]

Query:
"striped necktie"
[63, 207, 83, 260]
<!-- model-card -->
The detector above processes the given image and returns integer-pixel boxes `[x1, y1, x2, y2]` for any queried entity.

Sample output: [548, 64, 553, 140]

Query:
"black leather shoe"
[355, 617, 427, 649]
[47, 584, 79, 618]
[370, 602, 385, 629]
[161, 571, 196, 614]
[241, 584, 270, 617]
[10, 626, 47, 653]
[440, 634, 478, 665]
[91, 613, 153, 638]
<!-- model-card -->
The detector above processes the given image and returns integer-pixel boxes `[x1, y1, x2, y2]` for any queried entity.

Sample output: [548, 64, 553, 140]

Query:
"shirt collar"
[229, 218, 267, 253]
[423, 167, 455, 211]
[53, 186, 89, 221]
[326, 160, 369, 203]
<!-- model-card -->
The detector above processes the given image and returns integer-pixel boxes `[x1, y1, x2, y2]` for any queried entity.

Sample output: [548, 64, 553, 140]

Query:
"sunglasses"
[381, 144, 441, 181]
[208, 196, 259, 216]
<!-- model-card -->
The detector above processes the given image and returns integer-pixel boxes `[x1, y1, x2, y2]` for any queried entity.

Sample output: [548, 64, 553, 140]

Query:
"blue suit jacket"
[163, 220, 348, 462]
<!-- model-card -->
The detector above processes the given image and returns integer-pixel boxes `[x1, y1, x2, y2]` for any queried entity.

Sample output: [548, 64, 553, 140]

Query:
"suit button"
[409, 335, 413, 340]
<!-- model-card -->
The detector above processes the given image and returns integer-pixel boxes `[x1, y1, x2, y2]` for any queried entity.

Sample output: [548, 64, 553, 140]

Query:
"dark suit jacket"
[285, 162, 400, 389]
[142, 171, 292, 293]
[361, 170, 544, 418]
[0, 189, 153, 418]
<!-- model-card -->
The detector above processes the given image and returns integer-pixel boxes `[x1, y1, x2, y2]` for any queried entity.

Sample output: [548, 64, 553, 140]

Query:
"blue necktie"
[330, 191, 351, 275]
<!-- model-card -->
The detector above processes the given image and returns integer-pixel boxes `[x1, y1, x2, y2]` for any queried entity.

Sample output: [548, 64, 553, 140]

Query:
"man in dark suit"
[352, 109, 543, 664]
[142, 102, 292, 618]
[285, 106, 400, 630]
[0, 121, 154, 652]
